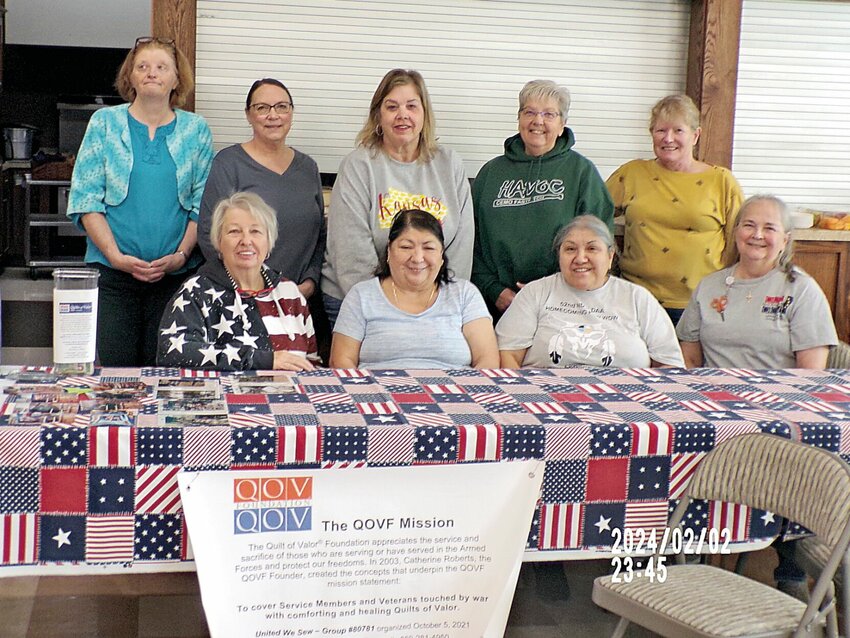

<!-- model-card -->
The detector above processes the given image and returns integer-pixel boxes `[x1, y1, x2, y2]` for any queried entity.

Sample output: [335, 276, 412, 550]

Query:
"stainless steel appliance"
[3, 126, 36, 160]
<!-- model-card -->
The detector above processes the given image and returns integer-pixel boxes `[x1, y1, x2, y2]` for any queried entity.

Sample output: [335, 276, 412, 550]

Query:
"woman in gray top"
[677, 194, 838, 603]
[321, 69, 475, 324]
[496, 215, 683, 369]
[677, 195, 837, 368]
[198, 79, 325, 301]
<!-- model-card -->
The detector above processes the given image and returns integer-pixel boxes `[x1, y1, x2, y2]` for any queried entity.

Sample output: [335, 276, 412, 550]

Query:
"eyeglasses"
[134, 36, 176, 51]
[237, 286, 274, 299]
[519, 108, 561, 122]
[249, 102, 293, 116]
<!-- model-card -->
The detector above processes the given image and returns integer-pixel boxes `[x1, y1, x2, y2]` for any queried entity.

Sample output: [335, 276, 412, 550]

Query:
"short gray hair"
[209, 192, 279, 255]
[725, 194, 795, 279]
[518, 80, 571, 120]
[553, 215, 616, 254]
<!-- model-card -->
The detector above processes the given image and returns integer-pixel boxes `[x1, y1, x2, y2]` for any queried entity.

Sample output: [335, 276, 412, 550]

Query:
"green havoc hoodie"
[471, 128, 614, 307]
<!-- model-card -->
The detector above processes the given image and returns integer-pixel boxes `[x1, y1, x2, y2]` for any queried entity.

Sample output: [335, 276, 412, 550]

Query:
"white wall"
[196, 0, 690, 178]
[6, 0, 149, 48]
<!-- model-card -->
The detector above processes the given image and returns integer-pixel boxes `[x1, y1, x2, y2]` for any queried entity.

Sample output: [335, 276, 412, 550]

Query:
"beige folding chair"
[827, 341, 850, 369]
[592, 433, 850, 638]
[795, 537, 850, 638]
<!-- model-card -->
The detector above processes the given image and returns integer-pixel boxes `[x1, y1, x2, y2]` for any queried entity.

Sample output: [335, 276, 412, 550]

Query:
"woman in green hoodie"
[471, 80, 614, 319]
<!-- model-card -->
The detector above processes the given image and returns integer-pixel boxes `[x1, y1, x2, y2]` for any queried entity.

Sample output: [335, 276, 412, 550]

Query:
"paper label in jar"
[53, 289, 98, 364]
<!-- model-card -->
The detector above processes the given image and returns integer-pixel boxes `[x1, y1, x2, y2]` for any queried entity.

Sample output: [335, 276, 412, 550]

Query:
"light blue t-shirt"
[334, 277, 490, 369]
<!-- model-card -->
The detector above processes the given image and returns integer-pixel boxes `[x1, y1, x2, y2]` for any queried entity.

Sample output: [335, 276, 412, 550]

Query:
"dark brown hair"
[245, 78, 293, 110]
[375, 209, 452, 284]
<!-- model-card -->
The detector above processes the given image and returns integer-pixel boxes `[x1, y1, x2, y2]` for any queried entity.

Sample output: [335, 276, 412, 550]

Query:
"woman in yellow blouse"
[606, 94, 744, 323]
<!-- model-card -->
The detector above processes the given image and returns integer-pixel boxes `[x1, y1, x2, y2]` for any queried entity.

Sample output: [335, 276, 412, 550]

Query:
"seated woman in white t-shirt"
[496, 215, 684, 368]
[329, 209, 498, 369]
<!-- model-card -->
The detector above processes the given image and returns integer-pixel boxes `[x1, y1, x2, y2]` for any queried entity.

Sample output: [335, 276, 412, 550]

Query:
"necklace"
[224, 266, 271, 297]
[391, 280, 437, 309]
[714, 267, 762, 321]
[724, 273, 754, 302]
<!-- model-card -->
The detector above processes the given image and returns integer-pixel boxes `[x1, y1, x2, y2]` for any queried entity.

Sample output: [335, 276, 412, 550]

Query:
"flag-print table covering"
[2, 364, 849, 574]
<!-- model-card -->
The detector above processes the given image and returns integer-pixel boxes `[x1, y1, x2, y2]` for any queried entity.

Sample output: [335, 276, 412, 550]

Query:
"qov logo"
[232, 477, 312, 535]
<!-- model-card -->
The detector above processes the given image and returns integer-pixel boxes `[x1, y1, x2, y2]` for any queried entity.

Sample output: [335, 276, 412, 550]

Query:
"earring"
[375, 124, 383, 136]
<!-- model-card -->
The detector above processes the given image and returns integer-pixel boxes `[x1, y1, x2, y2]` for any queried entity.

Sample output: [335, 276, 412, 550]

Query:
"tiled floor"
[0, 550, 778, 637]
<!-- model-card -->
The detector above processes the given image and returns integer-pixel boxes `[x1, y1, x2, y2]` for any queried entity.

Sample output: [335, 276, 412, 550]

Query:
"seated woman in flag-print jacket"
[156, 192, 319, 370]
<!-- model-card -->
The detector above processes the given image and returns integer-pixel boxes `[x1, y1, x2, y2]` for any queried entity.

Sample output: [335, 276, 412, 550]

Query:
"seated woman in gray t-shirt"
[677, 195, 837, 369]
[330, 209, 498, 370]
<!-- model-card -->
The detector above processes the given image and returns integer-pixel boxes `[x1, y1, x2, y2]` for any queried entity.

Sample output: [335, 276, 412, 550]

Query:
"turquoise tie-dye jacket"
[67, 103, 213, 225]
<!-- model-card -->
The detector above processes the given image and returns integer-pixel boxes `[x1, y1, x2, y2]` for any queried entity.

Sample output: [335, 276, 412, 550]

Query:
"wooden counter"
[793, 230, 850, 342]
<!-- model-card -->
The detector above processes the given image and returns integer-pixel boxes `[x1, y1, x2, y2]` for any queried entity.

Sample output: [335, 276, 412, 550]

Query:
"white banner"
[179, 462, 543, 638]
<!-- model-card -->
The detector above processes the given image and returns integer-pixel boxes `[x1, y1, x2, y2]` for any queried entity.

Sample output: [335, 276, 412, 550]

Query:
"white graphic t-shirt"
[496, 274, 684, 368]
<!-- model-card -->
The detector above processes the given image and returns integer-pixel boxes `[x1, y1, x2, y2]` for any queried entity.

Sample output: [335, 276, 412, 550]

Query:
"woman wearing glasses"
[321, 68, 474, 325]
[198, 79, 325, 305]
[158, 192, 318, 371]
[472, 80, 613, 319]
[67, 36, 213, 366]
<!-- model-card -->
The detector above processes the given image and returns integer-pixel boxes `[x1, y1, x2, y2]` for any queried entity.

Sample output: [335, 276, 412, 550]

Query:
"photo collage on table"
[0, 369, 300, 428]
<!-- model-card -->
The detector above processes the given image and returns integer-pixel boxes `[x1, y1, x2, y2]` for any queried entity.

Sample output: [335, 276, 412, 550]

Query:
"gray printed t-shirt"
[321, 146, 474, 300]
[676, 266, 838, 368]
[496, 274, 684, 368]
[334, 277, 490, 369]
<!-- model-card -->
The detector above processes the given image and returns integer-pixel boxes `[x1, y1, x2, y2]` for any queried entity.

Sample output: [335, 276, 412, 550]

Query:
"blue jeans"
[322, 293, 343, 331]
[665, 306, 684, 326]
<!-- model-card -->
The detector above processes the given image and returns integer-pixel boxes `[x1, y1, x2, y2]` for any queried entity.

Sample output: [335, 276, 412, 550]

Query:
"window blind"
[195, 0, 689, 178]
[733, 0, 850, 211]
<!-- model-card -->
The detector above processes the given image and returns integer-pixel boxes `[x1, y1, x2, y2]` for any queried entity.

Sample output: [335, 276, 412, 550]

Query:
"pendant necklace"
[724, 272, 753, 302]
[391, 280, 437, 309]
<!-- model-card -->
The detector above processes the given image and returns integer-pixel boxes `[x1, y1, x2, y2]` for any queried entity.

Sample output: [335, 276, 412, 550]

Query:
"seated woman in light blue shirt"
[330, 209, 498, 369]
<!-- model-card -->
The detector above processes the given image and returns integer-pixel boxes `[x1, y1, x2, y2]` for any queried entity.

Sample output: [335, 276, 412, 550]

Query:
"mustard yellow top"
[606, 159, 744, 309]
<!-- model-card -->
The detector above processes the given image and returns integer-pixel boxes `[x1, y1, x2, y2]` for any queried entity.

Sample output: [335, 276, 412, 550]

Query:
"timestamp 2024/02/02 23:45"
[609, 526, 733, 584]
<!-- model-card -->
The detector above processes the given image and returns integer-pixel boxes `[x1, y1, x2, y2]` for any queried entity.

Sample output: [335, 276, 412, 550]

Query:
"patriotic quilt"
[2, 365, 849, 572]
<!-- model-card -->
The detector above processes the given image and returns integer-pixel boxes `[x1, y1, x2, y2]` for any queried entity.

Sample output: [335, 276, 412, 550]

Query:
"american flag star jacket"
[156, 260, 317, 370]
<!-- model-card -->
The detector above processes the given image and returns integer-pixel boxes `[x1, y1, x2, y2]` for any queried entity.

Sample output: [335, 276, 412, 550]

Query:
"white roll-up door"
[195, 0, 689, 178]
[733, 0, 850, 211]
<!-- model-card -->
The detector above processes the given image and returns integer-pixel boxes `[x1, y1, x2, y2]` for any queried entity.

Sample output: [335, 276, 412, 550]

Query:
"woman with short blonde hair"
[67, 36, 213, 366]
[158, 192, 318, 371]
[607, 93, 744, 324]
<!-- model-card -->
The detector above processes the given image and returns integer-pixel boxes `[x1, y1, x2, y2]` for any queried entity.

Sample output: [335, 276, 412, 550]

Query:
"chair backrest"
[827, 341, 850, 368]
[686, 433, 850, 547]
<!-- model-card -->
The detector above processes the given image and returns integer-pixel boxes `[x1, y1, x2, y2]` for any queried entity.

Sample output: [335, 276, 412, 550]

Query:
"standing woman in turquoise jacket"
[471, 80, 613, 319]
[67, 37, 213, 366]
